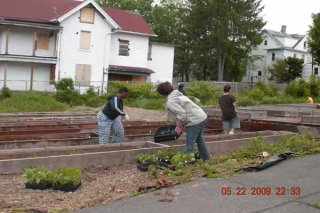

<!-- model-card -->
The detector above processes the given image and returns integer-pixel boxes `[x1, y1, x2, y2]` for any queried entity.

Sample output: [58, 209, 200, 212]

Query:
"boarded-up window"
[147, 43, 152, 60]
[118, 39, 130, 56]
[75, 64, 91, 87]
[80, 31, 91, 49]
[37, 34, 49, 50]
[80, 7, 95, 24]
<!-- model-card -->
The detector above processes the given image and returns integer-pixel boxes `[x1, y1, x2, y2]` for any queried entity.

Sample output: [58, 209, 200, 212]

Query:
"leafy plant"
[0, 86, 11, 100]
[54, 78, 83, 106]
[171, 152, 195, 166]
[186, 81, 220, 105]
[52, 166, 81, 186]
[22, 166, 53, 184]
[135, 153, 157, 164]
[155, 148, 175, 163]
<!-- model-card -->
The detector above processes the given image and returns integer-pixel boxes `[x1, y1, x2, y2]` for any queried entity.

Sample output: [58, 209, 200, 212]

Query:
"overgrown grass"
[0, 92, 69, 112]
[312, 201, 320, 209]
[140, 134, 320, 184]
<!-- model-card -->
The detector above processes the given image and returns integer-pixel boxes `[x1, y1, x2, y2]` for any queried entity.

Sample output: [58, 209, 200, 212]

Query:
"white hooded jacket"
[165, 90, 207, 127]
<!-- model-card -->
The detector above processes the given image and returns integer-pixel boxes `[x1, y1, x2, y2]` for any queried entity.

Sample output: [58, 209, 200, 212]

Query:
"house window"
[304, 41, 307, 49]
[147, 43, 152, 60]
[294, 53, 297, 58]
[118, 39, 130, 56]
[258, 71, 262, 76]
[301, 55, 305, 63]
[272, 53, 275, 61]
[79, 31, 91, 50]
[315, 67, 319, 75]
[264, 40, 267, 45]
[75, 64, 91, 86]
[36, 33, 49, 50]
[80, 7, 95, 24]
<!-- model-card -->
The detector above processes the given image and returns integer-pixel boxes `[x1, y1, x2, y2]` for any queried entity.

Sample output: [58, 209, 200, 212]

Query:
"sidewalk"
[77, 154, 320, 213]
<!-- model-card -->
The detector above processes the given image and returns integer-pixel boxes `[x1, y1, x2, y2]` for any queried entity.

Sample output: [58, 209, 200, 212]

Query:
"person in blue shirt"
[97, 87, 129, 144]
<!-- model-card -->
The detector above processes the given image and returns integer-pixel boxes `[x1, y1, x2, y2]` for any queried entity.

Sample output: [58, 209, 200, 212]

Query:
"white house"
[244, 25, 318, 83]
[0, 0, 175, 93]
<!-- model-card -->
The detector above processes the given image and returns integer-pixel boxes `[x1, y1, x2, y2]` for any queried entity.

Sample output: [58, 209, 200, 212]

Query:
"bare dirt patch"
[0, 107, 166, 213]
[0, 164, 154, 212]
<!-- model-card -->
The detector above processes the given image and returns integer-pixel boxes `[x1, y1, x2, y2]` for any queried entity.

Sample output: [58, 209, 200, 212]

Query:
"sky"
[262, 0, 320, 35]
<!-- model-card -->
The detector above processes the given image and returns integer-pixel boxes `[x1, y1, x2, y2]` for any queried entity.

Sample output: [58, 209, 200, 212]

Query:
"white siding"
[57, 10, 112, 92]
[6, 62, 31, 90]
[109, 32, 149, 68]
[33, 63, 54, 91]
[8, 27, 34, 55]
[0, 62, 4, 88]
[148, 43, 174, 83]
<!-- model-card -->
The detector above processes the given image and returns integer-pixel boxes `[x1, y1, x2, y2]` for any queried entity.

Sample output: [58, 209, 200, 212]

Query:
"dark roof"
[109, 65, 154, 76]
[0, 0, 81, 23]
[103, 8, 156, 36]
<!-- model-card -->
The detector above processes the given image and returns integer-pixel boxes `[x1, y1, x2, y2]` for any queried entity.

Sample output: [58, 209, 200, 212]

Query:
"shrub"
[0, 86, 11, 100]
[309, 74, 320, 97]
[54, 78, 83, 106]
[186, 81, 220, 105]
[82, 86, 101, 107]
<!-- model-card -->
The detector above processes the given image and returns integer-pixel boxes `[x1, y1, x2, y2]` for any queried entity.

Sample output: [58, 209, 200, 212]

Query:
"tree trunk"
[217, 49, 226, 81]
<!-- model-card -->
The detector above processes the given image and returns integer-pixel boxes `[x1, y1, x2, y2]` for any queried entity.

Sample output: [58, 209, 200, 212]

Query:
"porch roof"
[108, 65, 154, 76]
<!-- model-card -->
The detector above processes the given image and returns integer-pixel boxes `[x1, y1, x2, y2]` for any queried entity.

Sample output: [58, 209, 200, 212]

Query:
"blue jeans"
[97, 111, 124, 144]
[185, 119, 209, 160]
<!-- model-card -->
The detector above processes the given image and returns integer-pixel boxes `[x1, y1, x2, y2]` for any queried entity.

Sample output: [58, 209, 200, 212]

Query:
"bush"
[309, 75, 320, 97]
[0, 86, 11, 100]
[54, 78, 83, 106]
[107, 81, 160, 99]
[186, 81, 220, 105]
[82, 86, 101, 107]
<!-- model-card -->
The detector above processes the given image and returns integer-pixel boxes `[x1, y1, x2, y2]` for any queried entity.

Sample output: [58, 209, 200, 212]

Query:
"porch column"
[5, 28, 10, 54]
[33, 31, 37, 56]
[30, 63, 34, 91]
[3, 62, 7, 87]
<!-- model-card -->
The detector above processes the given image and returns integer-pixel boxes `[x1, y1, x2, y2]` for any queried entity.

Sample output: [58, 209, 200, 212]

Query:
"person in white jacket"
[157, 82, 209, 160]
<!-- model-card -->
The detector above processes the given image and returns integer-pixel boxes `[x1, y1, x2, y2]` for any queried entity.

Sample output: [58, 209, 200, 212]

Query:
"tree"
[268, 57, 303, 83]
[307, 13, 320, 65]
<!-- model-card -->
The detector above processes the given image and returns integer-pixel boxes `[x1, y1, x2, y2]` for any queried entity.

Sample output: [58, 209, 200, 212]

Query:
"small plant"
[135, 153, 157, 164]
[22, 166, 53, 189]
[171, 152, 195, 166]
[52, 166, 81, 187]
[155, 149, 175, 163]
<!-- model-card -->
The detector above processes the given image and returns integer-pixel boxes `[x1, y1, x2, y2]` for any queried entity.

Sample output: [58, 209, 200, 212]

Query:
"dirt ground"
[0, 107, 167, 213]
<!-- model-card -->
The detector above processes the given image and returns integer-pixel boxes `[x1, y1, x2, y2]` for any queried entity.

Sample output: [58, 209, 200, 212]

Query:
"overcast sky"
[261, 0, 320, 34]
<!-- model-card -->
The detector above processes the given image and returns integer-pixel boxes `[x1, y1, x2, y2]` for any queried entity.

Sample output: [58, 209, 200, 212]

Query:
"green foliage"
[0, 92, 68, 112]
[308, 74, 320, 97]
[82, 86, 102, 107]
[186, 81, 220, 105]
[108, 81, 160, 99]
[308, 12, 320, 65]
[22, 166, 53, 184]
[268, 57, 303, 83]
[171, 152, 195, 166]
[52, 166, 81, 186]
[285, 79, 309, 98]
[0, 86, 11, 100]
[135, 153, 157, 164]
[155, 148, 175, 163]
[54, 78, 83, 106]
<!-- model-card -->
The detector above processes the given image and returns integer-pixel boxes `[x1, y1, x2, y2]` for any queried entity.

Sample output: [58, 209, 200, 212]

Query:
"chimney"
[281, 25, 287, 34]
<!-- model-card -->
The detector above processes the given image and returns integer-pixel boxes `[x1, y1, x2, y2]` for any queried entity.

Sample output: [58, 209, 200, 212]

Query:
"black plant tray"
[53, 182, 81, 192]
[25, 182, 52, 190]
[154, 125, 180, 143]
